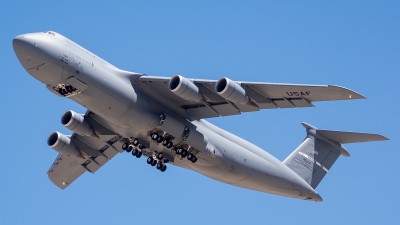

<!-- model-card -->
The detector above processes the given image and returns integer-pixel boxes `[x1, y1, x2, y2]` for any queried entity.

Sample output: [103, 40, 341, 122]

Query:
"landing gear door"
[66, 76, 88, 92]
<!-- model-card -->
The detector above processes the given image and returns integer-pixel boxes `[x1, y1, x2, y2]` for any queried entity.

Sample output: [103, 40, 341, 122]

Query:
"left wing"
[137, 76, 364, 119]
[47, 113, 124, 189]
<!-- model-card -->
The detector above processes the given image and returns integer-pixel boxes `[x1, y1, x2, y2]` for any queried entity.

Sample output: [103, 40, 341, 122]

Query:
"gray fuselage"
[13, 31, 322, 201]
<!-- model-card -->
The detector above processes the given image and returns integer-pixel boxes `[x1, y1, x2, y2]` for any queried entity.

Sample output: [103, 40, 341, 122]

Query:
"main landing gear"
[121, 138, 168, 172]
[150, 132, 174, 149]
[121, 138, 144, 158]
[146, 153, 167, 172]
[174, 147, 198, 163]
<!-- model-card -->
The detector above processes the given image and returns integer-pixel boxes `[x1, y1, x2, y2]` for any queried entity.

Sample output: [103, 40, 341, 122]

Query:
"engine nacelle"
[47, 132, 83, 158]
[168, 75, 203, 102]
[215, 77, 249, 105]
[61, 110, 96, 137]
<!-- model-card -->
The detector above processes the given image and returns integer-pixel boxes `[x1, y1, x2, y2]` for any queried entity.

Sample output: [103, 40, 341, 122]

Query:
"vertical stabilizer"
[283, 123, 388, 189]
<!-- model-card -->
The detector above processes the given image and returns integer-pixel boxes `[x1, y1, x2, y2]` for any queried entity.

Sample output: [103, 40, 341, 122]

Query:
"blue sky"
[1, 1, 399, 224]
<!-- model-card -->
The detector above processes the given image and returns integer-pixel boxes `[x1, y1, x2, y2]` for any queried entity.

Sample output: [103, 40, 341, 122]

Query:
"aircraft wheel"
[66, 86, 73, 92]
[157, 152, 163, 159]
[160, 165, 167, 172]
[151, 133, 158, 140]
[127, 146, 133, 153]
[151, 160, 157, 166]
[147, 157, 153, 164]
[157, 136, 164, 143]
[136, 151, 142, 158]
[181, 150, 188, 158]
[156, 162, 162, 170]
[191, 156, 198, 163]
[162, 139, 169, 146]
[133, 138, 139, 146]
[132, 148, 138, 156]
[176, 148, 183, 155]
[187, 153, 193, 160]
[166, 141, 173, 149]
[122, 143, 129, 151]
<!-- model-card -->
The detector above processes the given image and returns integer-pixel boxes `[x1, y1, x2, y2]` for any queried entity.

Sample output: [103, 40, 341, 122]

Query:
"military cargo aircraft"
[13, 31, 388, 202]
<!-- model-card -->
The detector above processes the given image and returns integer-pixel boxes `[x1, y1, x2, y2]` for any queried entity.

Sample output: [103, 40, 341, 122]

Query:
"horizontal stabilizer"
[284, 123, 389, 189]
[316, 130, 388, 144]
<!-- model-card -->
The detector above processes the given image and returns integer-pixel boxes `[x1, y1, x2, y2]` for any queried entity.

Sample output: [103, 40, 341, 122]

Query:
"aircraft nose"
[12, 34, 30, 53]
[13, 33, 54, 69]
[13, 33, 44, 54]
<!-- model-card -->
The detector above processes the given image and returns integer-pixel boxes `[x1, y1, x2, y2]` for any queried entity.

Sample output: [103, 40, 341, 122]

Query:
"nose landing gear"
[53, 84, 79, 97]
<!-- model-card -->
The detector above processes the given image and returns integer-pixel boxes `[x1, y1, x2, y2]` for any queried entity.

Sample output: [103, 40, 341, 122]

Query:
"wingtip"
[378, 135, 390, 141]
[301, 122, 318, 130]
[328, 85, 366, 100]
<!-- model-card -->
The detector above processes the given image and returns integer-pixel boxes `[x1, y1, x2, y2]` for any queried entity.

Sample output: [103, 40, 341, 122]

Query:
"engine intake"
[47, 132, 83, 158]
[215, 77, 249, 105]
[168, 75, 203, 102]
[61, 110, 97, 137]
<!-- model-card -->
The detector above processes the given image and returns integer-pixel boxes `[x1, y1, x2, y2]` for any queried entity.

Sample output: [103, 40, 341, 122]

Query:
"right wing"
[137, 76, 365, 119]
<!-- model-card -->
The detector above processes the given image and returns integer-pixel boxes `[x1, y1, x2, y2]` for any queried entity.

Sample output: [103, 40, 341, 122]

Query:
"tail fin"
[283, 122, 388, 189]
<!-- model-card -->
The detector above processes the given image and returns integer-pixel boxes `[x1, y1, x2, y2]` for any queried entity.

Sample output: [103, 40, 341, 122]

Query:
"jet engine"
[215, 77, 249, 105]
[168, 75, 203, 102]
[47, 132, 83, 158]
[61, 110, 97, 137]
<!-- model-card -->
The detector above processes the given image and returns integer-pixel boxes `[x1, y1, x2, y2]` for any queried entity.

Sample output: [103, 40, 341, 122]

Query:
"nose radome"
[12, 34, 27, 50]
[13, 32, 59, 73]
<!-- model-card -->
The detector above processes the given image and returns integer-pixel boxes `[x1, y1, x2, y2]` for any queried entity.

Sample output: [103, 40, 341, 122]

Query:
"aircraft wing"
[47, 113, 124, 189]
[137, 76, 365, 119]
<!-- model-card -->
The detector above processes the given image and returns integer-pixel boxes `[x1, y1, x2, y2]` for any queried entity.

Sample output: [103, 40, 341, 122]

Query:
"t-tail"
[283, 122, 388, 190]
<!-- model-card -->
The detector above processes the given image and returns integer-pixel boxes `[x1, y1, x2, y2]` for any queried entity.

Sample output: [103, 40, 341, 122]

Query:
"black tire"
[132, 149, 137, 156]
[133, 138, 139, 146]
[66, 86, 73, 92]
[157, 152, 163, 159]
[151, 133, 158, 140]
[151, 160, 157, 166]
[187, 154, 193, 160]
[156, 163, 162, 170]
[122, 143, 129, 151]
[127, 146, 133, 153]
[160, 165, 167, 172]
[157, 136, 164, 143]
[191, 156, 198, 163]
[136, 151, 142, 158]
[162, 139, 168, 146]
[181, 150, 188, 158]
[176, 148, 182, 155]
[166, 141, 173, 149]
[147, 157, 153, 164]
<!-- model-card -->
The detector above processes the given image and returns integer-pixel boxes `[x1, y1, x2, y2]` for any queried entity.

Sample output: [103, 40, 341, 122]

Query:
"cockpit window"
[44, 31, 55, 36]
